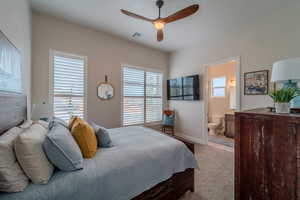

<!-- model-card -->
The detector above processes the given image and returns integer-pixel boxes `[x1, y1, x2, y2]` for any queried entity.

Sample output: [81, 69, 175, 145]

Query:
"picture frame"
[244, 70, 269, 95]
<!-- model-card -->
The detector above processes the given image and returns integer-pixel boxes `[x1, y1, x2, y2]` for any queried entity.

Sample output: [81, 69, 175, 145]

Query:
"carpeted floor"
[180, 144, 234, 200]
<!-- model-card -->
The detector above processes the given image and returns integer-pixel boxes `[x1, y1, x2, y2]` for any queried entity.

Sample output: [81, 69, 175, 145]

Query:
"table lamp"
[271, 58, 300, 108]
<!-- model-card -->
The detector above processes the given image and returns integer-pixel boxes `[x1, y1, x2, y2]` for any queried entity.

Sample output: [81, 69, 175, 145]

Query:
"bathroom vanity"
[225, 113, 235, 138]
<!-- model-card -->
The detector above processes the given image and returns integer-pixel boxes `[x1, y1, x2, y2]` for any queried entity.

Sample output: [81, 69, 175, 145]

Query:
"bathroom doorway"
[203, 57, 241, 150]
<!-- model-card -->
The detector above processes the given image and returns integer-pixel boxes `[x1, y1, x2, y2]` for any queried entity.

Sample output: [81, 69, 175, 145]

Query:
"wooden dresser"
[235, 108, 300, 200]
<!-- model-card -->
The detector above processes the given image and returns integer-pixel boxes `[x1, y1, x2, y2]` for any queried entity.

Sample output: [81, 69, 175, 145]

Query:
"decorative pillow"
[43, 123, 83, 171]
[36, 120, 49, 129]
[91, 123, 113, 148]
[48, 117, 68, 130]
[0, 127, 29, 193]
[68, 116, 81, 130]
[14, 124, 54, 184]
[19, 120, 33, 129]
[71, 120, 98, 158]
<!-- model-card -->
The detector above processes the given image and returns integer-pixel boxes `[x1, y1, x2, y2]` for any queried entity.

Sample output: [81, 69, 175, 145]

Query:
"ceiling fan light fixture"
[153, 21, 165, 30]
[121, 0, 200, 42]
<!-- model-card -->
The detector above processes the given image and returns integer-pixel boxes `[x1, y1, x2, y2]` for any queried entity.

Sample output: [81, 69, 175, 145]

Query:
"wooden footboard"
[133, 136, 195, 200]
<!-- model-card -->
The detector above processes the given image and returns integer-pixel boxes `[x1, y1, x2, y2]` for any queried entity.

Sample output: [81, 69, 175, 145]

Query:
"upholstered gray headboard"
[0, 93, 27, 135]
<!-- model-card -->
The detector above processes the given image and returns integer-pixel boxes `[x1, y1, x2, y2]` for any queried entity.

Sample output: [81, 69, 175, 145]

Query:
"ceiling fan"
[121, 0, 199, 42]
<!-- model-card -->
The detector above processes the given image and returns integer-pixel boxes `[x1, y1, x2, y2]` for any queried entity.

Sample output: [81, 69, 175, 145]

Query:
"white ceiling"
[30, 0, 291, 52]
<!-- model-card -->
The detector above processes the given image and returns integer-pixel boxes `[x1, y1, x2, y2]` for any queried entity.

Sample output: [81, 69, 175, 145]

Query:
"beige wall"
[0, 0, 31, 117]
[208, 62, 236, 122]
[169, 2, 300, 143]
[31, 12, 169, 128]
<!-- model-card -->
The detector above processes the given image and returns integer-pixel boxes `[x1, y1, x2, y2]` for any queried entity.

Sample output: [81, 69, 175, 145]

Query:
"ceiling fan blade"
[162, 4, 199, 24]
[157, 29, 164, 42]
[121, 9, 154, 22]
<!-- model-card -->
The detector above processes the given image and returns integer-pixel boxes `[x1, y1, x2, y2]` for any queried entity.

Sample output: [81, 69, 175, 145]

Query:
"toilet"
[208, 116, 223, 136]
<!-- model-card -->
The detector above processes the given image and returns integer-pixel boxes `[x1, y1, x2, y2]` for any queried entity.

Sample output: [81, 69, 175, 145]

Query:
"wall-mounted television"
[167, 75, 200, 101]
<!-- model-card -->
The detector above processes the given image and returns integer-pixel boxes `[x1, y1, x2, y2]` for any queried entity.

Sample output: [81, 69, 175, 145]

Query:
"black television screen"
[167, 75, 200, 100]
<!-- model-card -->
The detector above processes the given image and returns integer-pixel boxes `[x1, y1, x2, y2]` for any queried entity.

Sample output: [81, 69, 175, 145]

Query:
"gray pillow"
[48, 117, 68, 130]
[43, 124, 83, 171]
[91, 123, 113, 148]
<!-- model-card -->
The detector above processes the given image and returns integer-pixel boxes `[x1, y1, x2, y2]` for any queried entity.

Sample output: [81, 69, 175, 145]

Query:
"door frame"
[203, 56, 241, 143]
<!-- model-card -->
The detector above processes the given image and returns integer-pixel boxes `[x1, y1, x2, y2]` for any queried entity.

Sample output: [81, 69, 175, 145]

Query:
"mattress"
[0, 126, 198, 200]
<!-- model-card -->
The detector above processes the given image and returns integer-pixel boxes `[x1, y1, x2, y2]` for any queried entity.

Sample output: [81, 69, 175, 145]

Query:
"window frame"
[121, 65, 164, 126]
[49, 50, 88, 121]
[211, 76, 227, 98]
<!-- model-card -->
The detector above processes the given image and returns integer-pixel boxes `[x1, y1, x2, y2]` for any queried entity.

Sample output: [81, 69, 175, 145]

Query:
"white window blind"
[51, 51, 86, 122]
[122, 67, 163, 126]
[146, 71, 163, 123]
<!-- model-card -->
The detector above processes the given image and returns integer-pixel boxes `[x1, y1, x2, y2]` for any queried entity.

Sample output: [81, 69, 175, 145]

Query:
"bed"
[0, 94, 198, 200]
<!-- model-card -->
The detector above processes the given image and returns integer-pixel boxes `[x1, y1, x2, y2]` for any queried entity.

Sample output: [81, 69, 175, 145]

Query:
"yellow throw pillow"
[69, 116, 81, 130]
[71, 121, 98, 158]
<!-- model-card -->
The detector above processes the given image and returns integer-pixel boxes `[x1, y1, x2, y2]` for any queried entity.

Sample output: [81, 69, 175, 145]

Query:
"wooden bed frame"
[0, 94, 195, 200]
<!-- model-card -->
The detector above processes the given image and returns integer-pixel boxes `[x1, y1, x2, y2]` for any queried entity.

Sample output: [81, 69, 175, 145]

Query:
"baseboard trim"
[175, 133, 206, 145]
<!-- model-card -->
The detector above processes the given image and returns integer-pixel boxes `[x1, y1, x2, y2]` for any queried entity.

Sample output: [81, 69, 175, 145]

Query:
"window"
[50, 51, 86, 122]
[211, 77, 226, 97]
[122, 66, 163, 126]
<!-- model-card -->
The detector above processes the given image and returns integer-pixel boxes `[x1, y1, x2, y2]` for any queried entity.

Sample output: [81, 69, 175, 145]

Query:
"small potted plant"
[269, 88, 299, 113]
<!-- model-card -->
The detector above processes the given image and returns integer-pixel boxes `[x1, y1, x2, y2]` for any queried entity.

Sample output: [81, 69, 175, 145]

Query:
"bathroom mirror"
[97, 83, 114, 100]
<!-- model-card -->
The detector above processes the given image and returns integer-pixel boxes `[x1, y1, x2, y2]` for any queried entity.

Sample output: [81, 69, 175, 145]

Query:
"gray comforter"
[0, 126, 198, 200]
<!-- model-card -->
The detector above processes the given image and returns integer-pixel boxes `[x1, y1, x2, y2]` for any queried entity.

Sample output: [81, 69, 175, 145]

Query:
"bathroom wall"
[208, 61, 236, 122]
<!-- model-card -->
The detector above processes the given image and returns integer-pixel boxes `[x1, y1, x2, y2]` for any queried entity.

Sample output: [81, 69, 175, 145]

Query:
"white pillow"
[19, 120, 33, 129]
[36, 120, 49, 129]
[0, 127, 29, 192]
[14, 124, 54, 184]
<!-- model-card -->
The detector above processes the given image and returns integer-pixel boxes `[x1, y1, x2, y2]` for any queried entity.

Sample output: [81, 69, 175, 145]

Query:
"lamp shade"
[271, 58, 300, 82]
